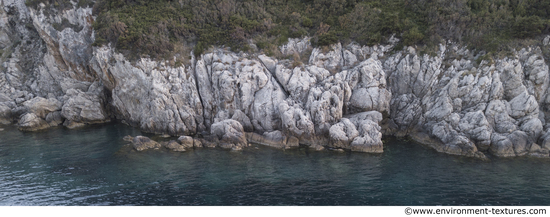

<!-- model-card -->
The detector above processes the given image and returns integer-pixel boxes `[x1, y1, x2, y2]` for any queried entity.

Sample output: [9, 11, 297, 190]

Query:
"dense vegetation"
[27, 0, 550, 60]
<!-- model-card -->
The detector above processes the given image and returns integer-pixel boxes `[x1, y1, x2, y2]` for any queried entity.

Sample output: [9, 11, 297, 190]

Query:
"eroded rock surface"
[211, 119, 248, 150]
[4, 0, 550, 157]
[18, 112, 49, 131]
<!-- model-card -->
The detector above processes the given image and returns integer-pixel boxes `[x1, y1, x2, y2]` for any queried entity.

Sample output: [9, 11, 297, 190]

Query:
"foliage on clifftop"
[29, 0, 550, 59]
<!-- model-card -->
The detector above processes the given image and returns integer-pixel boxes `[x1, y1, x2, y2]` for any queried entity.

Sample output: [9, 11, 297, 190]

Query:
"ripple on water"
[1, 124, 550, 205]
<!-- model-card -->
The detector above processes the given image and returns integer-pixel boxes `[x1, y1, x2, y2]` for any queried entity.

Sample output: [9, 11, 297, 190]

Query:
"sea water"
[1, 122, 549, 205]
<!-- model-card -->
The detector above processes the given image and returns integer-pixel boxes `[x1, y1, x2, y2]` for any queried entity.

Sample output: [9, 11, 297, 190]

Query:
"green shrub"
[88, 0, 550, 60]
[302, 17, 313, 28]
[512, 16, 545, 39]
[194, 41, 206, 57]
[402, 26, 424, 46]
[317, 32, 338, 46]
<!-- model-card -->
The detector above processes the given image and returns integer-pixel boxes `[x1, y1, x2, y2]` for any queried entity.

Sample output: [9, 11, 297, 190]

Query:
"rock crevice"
[3, 1, 550, 157]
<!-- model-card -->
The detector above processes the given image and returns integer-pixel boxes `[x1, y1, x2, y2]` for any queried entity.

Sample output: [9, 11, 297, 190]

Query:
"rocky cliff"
[2, 0, 550, 158]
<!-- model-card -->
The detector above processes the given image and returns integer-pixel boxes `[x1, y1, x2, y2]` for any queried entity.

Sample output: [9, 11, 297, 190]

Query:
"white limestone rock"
[279, 37, 311, 56]
[61, 88, 107, 127]
[23, 97, 62, 119]
[309, 43, 343, 72]
[329, 118, 359, 148]
[278, 100, 315, 141]
[210, 119, 248, 149]
[18, 112, 49, 131]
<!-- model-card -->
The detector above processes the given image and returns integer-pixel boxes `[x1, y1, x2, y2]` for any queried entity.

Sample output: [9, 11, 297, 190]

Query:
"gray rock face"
[45, 111, 64, 126]
[309, 43, 343, 72]
[329, 111, 384, 153]
[177, 136, 195, 149]
[132, 136, 161, 151]
[329, 118, 359, 148]
[61, 88, 107, 128]
[348, 112, 384, 153]
[0, 103, 12, 124]
[381, 44, 550, 158]
[18, 113, 49, 131]
[346, 58, 391, 114]
[4, 0, 550, 157]
[23, 97, 62, 118]
[210, 119, 248, 149]
[91, 49, 204, 135]
[458, 111, 491, 151]
[529, 143, 549, 157]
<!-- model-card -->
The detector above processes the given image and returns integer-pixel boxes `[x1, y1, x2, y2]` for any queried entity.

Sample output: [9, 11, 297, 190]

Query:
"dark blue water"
[1, 122, 550, 205]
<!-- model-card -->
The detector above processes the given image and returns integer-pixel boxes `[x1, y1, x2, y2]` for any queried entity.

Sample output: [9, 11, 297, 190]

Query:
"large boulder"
[18, 113, 49, 131]
[210, 119, 248, 149]
[23, 97, 62, 119]
[61, 89, 107, 128]
[177, 136, 195, 148]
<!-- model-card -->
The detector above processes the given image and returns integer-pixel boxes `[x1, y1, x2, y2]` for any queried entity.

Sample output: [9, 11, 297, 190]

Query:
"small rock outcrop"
[131, 136, 162, 151]
[162, 140, 186, 152]
[177, 136, 195, 149]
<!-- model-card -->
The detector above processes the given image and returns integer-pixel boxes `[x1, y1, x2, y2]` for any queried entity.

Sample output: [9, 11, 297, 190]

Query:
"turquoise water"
[1, 122, 550, 205]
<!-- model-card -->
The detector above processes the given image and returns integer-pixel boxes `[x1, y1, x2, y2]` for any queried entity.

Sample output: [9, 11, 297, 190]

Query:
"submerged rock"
[132, 136, 162, 151]
[123, 135, 134, 142]
[246, 131, 300, 149]
[162, 140, 186, 152]
[309, 144, 325, 151]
